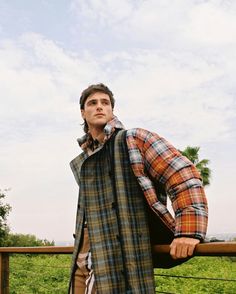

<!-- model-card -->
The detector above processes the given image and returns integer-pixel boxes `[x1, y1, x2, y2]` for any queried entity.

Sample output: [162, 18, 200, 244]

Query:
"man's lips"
[95, 113, 105, 116]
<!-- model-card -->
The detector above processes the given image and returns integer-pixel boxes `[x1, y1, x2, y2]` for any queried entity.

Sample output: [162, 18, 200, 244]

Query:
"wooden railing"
[0, 242, 236, 294]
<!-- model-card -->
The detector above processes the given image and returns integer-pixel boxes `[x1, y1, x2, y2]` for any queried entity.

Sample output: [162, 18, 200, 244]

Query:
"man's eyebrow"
[86, 98, 97, 103]
[87, 98, 110, 102]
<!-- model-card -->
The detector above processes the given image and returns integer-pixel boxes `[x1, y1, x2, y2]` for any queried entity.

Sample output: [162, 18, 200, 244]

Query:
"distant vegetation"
[180, 146, 211, 186]
[3, 233, 55, 247]
[0, 189, 11, 245]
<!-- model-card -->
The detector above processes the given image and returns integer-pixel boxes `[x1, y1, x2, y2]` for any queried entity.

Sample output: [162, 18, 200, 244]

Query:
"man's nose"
[96, 102, 103, 110]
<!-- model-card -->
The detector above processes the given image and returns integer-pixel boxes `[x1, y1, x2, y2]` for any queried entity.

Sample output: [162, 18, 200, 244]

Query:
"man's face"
[81, 91, 113, 131]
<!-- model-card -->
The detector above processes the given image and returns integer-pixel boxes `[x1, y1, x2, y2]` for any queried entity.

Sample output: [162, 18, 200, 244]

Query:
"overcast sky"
[1, 0, 236, 244]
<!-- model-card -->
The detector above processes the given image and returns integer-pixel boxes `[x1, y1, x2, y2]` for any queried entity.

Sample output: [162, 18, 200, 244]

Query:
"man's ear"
[81, 109, 85, 119]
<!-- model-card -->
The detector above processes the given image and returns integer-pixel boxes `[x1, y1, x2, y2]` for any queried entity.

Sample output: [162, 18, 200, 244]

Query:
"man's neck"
[89, 127, 105, 143]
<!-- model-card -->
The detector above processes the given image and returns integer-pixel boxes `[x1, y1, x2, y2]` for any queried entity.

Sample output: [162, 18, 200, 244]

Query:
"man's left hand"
[169, 237, 200, 259]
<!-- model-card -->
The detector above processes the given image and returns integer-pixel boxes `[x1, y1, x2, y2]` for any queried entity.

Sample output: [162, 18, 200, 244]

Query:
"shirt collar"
[77, 116, 125, 152]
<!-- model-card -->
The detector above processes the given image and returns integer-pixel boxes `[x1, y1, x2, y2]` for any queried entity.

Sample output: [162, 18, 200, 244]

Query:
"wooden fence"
[0, 242, 236, 294]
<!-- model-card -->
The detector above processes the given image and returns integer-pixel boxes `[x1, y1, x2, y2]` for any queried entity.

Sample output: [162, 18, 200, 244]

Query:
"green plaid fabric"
[70, 130, 155, 293]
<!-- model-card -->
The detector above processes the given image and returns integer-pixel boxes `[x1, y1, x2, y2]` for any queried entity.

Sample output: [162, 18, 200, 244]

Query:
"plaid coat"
[69, 117, 208, 292]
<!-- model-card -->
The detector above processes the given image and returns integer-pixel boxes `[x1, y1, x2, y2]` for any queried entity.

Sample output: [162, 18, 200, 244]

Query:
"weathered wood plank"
[153, 242, 236, 256]
[0, 246, 73, 254]
[0, 242, 236, 255]
[0, 253, 9, 294]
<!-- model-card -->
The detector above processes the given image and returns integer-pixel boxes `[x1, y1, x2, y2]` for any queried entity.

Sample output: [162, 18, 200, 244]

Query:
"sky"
[0, 0, 236, 244]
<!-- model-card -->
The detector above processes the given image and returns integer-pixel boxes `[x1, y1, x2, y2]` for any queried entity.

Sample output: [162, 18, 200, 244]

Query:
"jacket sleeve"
[131, 128, 208, 240]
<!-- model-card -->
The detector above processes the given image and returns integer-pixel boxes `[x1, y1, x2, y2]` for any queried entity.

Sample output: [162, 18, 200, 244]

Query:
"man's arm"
[129, 129, 208, 259]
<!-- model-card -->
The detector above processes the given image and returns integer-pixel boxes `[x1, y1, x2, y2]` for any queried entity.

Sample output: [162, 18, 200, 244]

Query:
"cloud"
[102, 50, 235, 145]
[69, 0, 236, 145]
[2, 30, 234, 147]
[0, 33, 106, 143]
[70, 0, 134, 27]
[70, 0, 236, 51]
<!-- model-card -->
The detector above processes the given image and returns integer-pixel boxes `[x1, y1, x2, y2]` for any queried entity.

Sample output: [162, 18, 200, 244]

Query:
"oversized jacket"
[69, 117, 208, 292]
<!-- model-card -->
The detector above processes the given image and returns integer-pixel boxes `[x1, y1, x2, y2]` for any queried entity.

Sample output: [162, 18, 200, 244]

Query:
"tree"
[0, 189, 11, 245]
[180, 146, 211, 187]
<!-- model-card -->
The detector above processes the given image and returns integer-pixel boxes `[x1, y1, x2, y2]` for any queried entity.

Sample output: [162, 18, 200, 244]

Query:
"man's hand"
[169, 237, 200, 259]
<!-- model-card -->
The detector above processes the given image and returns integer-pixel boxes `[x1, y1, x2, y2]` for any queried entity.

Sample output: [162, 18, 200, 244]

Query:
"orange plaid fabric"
[126, 127, 208, 239]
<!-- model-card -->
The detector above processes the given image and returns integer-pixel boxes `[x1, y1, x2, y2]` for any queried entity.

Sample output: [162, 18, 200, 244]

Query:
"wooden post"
[0, 253, 9, 294]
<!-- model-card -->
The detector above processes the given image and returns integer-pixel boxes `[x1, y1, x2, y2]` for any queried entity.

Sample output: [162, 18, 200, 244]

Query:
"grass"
[8, 255, 236, 293]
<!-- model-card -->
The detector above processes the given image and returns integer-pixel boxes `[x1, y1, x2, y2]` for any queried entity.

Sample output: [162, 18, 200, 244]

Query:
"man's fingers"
[170, 243, 177, 259]
[187, 244, 195, 256]
[170, 243, 188, 259]
[179, 245, 188, 258]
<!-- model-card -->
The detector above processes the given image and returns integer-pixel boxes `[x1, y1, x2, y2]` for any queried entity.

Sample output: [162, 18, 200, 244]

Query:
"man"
[69, 83, 208, 294]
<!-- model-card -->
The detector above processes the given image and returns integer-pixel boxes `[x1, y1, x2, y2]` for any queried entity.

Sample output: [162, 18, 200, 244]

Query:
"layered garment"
[69, 117, 208, 293]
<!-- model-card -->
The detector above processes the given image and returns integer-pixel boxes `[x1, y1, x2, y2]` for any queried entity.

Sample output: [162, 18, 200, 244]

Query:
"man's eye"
[88, 101, 96, 105]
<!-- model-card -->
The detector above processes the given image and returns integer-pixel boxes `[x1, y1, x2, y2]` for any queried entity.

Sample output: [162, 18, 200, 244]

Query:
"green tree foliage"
[180, 146, 211, 186]
[0, 189, 11, 245]
[3, 233, 55, 247]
